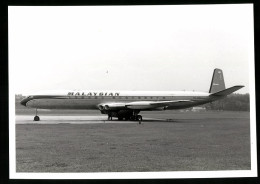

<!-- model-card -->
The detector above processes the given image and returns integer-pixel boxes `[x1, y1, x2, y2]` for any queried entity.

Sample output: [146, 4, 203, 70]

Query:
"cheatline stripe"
[20, 95, 208, 106]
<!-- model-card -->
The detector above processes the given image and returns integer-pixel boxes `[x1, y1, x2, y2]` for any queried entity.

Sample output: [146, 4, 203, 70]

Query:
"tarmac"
[15, 115, 167, 124]
[15, 111, 251, 173]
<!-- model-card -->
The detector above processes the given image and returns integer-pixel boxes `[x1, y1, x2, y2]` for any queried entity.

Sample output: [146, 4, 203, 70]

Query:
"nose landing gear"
[34, 116, 40, 121]
[34, 109, 40, 121]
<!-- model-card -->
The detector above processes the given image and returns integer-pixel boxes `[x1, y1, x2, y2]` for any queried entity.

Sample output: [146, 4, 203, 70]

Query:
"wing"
[98, 100, 193, 111]
[125, 100, 193, 110]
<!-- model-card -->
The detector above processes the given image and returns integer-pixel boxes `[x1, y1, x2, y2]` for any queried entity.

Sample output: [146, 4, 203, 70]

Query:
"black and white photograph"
[8, 4, 256, 179]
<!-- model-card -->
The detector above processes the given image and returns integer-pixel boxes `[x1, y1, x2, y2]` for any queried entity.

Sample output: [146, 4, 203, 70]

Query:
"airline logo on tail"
[209, 68, 226, 93]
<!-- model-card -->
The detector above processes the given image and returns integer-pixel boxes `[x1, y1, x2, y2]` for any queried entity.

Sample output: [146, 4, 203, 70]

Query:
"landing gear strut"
[137, 115, 142, 121]
[108, 114, 112, 121]
[137, 115, 142, 124]
[106, 110, 142, 123]
[34, 109, 40, 121]
[130, 111, 142, 124]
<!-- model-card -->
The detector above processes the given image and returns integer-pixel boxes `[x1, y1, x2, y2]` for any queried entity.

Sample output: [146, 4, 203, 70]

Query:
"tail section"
[210, 86, 244, 96]
[209, 68, 226, 93]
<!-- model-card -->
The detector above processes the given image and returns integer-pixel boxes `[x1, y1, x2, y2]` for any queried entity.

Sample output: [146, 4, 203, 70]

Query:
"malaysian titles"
[67, 92, 120, 96]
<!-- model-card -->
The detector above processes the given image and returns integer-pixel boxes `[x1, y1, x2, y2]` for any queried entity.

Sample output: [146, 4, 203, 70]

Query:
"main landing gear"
[131, 111, 142, 124]
[106, 110, 143, 124]
[107, 115, 112, 121]
[129, 115, 142, 121]
[118, 114, 142, 124]
[34, 109, 40, 121]
[137, 115, 142, 124]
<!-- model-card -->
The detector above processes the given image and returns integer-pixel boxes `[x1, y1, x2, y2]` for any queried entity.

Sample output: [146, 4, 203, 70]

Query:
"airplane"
[20, 68, 244, 122]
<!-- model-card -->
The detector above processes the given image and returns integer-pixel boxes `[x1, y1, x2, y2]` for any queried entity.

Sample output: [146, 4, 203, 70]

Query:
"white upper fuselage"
[21, 90, 215, 110]
[28, 90, 210, 97]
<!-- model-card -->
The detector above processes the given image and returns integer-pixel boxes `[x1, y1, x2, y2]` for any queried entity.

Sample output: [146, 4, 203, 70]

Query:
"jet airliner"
[20, 69, 244, 121]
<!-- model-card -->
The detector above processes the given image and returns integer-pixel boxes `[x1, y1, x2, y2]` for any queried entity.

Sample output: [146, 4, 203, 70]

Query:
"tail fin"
[209, 68, 226, 93]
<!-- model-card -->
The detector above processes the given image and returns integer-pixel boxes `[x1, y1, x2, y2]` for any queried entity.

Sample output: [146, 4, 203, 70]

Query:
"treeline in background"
[203, 93, 250, 111]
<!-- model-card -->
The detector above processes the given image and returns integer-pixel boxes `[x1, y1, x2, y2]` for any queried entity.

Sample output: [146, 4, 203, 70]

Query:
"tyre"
[137, 115, 142, 121]
[34, 116, 40, 121]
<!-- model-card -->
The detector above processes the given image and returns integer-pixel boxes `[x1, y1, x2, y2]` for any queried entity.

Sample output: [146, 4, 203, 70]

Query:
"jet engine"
[98, 103, 126, 111]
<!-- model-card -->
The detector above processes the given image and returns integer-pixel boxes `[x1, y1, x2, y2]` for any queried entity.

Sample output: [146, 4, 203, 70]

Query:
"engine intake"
[98, 105, 104, 110]
[98, 103, 126, 110]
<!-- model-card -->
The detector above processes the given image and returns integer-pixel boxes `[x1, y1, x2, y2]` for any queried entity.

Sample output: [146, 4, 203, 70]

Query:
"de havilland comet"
[20, 69, 244, 122]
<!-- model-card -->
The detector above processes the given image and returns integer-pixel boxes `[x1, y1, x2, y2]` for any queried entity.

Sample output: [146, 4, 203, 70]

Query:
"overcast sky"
[9, 5, 254, 95]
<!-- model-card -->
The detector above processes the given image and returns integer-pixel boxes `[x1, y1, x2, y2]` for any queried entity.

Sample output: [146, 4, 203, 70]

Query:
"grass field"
[16, 111, 250, 172]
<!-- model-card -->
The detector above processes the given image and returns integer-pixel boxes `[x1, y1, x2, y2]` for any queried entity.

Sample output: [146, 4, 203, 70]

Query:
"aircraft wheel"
[137, 115, 142, 121]
[34, 116, 40, 121]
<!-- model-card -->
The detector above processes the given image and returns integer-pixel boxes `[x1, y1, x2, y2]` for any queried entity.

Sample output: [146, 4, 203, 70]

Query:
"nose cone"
[20, 96, 32, 107]
[20, 98, 27, 106]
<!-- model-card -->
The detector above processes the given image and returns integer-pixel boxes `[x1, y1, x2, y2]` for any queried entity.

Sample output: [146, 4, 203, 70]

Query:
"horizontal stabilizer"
[210, 85, 244, 96]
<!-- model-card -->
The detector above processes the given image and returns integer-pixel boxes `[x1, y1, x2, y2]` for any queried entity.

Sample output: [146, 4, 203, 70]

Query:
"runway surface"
[16, 115, 175, 124]
[15, 111, 251, 172]
[17, 115, 115, 124]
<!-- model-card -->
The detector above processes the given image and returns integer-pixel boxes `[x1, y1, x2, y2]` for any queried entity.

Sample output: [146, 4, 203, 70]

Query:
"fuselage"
[19, 69, 244, 121]
[20, 90, 219, 110]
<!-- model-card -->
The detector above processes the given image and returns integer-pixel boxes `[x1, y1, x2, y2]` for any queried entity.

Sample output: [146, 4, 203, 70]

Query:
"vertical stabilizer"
[209, 68, 226, 93]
